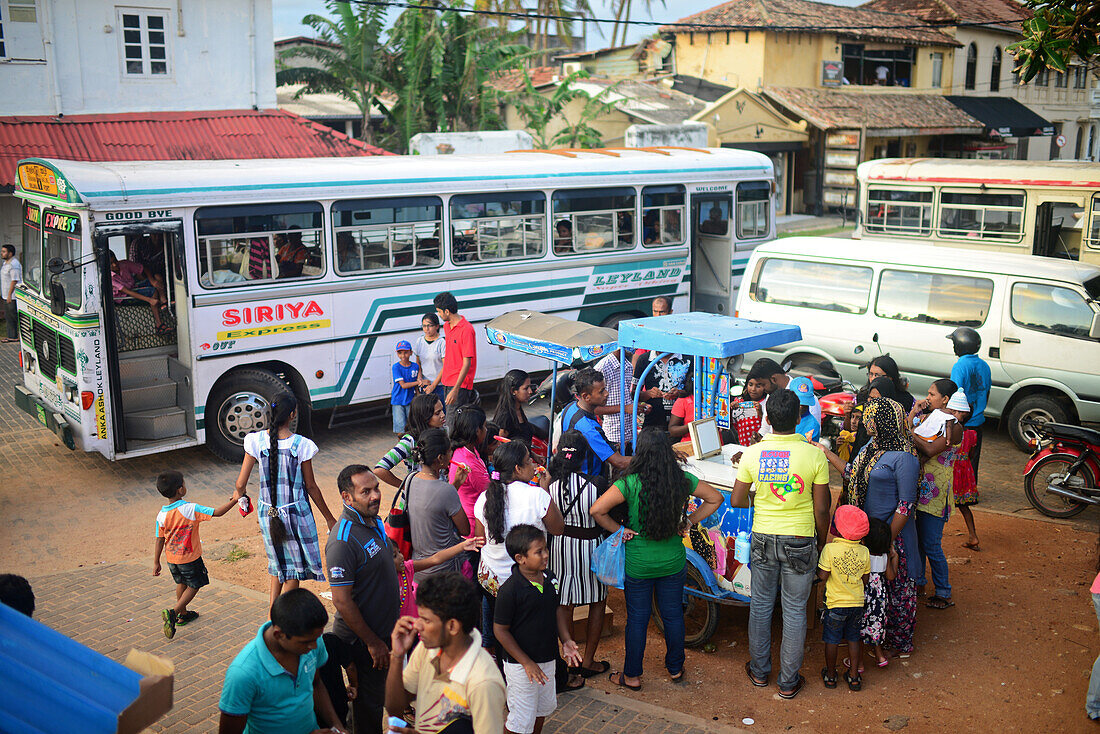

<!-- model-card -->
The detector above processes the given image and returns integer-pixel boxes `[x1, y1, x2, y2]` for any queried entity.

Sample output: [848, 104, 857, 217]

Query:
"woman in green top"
[591, 429, 722, 690]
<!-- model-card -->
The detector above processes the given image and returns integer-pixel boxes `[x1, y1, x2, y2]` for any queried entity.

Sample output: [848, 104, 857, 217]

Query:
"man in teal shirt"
[219, 589, 347, 734]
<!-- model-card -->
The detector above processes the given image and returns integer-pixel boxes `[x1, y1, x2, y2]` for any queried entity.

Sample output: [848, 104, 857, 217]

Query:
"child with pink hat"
[818, 504, 871, 692]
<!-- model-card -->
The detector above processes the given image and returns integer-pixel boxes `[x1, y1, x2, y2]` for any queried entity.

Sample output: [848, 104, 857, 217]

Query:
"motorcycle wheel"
[1024, 454, 1092, 518]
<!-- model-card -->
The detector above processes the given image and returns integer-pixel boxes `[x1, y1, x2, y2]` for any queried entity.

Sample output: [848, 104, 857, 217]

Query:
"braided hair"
[265, 392, 297, 545]
[483, 440, 530, 543]
[547, 429, 588, 486]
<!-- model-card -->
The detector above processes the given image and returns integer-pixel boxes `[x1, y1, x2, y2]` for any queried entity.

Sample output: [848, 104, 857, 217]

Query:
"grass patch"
[777, 225, 855, 239]
[224, 545, 251, 563]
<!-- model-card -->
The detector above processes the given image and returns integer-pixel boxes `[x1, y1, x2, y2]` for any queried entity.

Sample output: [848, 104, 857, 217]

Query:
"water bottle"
[734, 530, 751, 564]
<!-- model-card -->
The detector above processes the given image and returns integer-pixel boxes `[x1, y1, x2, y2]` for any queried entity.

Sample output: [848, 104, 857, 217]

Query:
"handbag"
[590, 527, 626, 589]
[385, 472, 415, 558]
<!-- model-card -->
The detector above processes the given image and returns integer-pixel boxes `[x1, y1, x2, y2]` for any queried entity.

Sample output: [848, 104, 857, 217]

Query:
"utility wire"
[345, 0, 1031, 34]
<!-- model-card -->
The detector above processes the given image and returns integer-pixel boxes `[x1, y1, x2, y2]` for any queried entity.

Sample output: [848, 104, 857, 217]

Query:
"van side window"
[876, 270, 993, 326]
[937, 189, 1024, 242]
[751, 258, 872, 314]
[333, 197, 442, 274]
[1087, 195, 1100, 250]
[641, 185, 685, 246]
[864, 188, 933, 236]
[552, 187, 636, 255]
[196, 202, 324, 288]
[1011, 282, 1094, 338]
[736, 181, 770, 239]
[451, 192, 546, 264]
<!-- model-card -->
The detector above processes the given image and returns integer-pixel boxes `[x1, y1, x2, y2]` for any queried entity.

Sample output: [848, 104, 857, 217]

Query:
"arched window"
[965, 43, 977, 90]
[990, 46, 1002, 92]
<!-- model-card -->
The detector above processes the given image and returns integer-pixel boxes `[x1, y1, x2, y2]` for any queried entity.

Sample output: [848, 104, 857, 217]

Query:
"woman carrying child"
[908, 379, 963, 610]
[235, 393, 337, 607]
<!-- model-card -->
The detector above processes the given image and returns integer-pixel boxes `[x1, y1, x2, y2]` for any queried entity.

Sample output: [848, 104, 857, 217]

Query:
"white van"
[735, 237, 1100, 449]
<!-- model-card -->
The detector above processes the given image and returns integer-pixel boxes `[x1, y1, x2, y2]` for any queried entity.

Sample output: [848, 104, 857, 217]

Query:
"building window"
[0, 6, 5, 58]
[1055, 70, 1068, 88]
[451, 192, 546, 264]
[990, 47, 1001, 92]
[931, 52, 943, 88]
[841, 43, 915, 86]
[1074, 66, 1088, 89]
[333, 196, 443, 273]
[118, 9, 169, 76]
[965, 43, 977, 90]
[1035, 67, 1049, 86]
[8, 0, 35, 22]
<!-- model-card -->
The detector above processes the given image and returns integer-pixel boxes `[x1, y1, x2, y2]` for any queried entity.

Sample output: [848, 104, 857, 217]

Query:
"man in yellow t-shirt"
[731, 389, 831, 700]
[818, 504, 871, 692]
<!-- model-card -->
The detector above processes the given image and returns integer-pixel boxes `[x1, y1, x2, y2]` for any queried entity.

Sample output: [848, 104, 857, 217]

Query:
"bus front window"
[21, 201, 42, 294]
[42, 210, 82, 309]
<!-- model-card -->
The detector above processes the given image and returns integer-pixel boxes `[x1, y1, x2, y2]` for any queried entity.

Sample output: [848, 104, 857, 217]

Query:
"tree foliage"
[509, 69, 619, 149]
[1010, 0, 1099, 82]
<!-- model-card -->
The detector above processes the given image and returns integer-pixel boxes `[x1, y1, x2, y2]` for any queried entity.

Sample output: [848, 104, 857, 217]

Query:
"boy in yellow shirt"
[818, 504, 870, 692]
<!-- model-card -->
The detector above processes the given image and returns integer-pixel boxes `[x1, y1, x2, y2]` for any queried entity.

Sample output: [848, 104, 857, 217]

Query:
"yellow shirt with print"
[818, 538, 871, 608]
[735, 432, 830, 538]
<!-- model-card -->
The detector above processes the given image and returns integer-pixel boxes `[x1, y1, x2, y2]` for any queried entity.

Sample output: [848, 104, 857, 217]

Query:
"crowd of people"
[138, 291, 1013, 732]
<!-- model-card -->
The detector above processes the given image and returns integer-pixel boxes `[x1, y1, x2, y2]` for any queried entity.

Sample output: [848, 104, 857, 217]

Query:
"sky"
[273, 0, 863, 46]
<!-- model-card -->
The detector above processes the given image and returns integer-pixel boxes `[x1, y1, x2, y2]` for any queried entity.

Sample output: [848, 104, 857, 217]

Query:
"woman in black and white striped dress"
[547, 429, 609, 683]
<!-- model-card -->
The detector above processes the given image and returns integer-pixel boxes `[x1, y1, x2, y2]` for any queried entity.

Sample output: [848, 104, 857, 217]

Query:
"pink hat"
[834, 504, 869, 542]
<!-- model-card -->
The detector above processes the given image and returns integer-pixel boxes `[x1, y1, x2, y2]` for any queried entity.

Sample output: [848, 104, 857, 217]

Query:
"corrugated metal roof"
[0, 109, 391, 190]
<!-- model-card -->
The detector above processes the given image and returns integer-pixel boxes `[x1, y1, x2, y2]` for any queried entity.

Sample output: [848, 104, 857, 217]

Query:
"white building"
[0, 0, 276, 115]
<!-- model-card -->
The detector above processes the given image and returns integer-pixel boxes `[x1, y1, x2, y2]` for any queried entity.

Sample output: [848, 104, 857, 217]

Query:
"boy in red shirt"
[153, 470, 242, 638]
[434, 291, 478, 421]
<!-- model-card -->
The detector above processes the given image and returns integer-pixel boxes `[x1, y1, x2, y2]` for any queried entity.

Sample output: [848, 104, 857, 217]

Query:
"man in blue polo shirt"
[218, 588, 347, 734]
[559, 368, 632, 475]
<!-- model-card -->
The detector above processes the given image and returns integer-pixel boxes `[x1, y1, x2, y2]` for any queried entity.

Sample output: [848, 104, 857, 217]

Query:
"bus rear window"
[451, 192, 546, 264]
[334, 196, 442, 273]
[552, 187, 636, 255]
[864, 188, 933, 236]
[22, 202, 41, 294]
[938, 189, 1024, 242]
[195, 202, 324, 287]
[752, 258, 872, 314]
[876, 270, 993, 326]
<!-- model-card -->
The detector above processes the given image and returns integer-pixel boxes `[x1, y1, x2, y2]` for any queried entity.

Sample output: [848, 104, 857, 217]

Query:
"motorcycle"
[784, 360, 857, 449]
[1022, 419, 1100, 518]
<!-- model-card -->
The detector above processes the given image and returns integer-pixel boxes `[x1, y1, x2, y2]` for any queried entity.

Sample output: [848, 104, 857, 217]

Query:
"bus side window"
[938, 189, 1025, 242]
[864, 187, 933, 236]
[736, 181, 770, 239]
[1087, 195, 1100, 250]
[195, 202, 324, 287]
[449, 192, 546, 264]
[641, 185, 685, 247]
[333, 196, 443, 274]
[552, 187, 636, 254]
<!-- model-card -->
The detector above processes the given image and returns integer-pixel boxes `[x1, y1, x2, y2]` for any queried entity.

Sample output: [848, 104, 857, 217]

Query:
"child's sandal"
[821, 667, 838, 689]
[845, 671, 862, 692]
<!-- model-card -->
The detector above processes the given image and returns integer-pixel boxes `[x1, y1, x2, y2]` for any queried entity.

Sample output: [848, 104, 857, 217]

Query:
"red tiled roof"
[661, 0, 961, 47]
[0, 109, 391, 189]
[490, 66, 559, 92]
[860, 0, 1028, 28]
[764, 86, 984, 131]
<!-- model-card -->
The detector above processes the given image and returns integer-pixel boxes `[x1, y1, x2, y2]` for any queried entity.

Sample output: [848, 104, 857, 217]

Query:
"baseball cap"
[395, 340, 412, 351]
[833, 504, 869, 542]
[787, 376, 817, 407]
[946, 390, 970, 412]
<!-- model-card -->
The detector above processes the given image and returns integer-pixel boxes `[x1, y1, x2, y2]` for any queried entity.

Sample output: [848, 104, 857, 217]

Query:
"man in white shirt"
[1, 245, 22, 343]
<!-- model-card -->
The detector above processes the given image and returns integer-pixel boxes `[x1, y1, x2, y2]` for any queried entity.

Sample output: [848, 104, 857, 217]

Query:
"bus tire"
[1006, 394, 1071, 452]
[600, 313, 638, 330]
[206, 368, 299, 462]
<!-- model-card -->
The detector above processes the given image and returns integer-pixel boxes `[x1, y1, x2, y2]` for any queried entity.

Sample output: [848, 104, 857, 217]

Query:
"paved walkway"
[32, 563, 735, 733]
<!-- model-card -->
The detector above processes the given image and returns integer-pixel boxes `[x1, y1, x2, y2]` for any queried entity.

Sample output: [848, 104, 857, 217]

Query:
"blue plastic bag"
[591, 527, 626, 589]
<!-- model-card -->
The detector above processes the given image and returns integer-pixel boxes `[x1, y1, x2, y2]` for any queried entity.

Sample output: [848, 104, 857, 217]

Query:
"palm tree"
[275, 0, 388, 145]
[609, 0, 665, 48]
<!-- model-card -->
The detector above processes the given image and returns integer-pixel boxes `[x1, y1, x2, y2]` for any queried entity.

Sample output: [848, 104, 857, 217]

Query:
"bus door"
[690, 193, 734, 314]
[1033, 197, 1085, 260]
[94, 222, 195, 454]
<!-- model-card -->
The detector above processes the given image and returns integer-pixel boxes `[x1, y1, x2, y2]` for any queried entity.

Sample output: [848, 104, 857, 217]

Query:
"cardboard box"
[118, 650, 175, 734]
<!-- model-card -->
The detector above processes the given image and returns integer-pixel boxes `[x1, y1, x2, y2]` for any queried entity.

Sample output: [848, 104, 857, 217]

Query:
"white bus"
[855, 158, 1100, 264]
[12, 148, 775, 460]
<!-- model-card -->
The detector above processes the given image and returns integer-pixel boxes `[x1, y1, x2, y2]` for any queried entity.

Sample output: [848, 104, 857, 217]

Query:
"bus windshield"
[21, 202, 42, 294]
[42, 210, 82, 309]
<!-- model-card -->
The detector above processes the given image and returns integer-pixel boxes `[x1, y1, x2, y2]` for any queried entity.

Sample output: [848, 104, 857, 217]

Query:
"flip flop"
[745, 660, 768, 687]
[962, 541, 981, 552]
[926, 595, 955, 610]
[669, 669, 686, 683]
[610, 671, 641, 691]
[842, 657, 865, 674]
[579, 660, 610, 678]
[778, 674, 806, 699]
[563, 674, 586, 691]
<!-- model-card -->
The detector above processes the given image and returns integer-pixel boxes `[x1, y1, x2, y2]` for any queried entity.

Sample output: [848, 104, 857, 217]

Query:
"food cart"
[616, 312, 802, 646]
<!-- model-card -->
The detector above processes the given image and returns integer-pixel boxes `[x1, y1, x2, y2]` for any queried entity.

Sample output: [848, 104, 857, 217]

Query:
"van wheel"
[1006, 395, 1070, 452]
[206, 368, 299, 462]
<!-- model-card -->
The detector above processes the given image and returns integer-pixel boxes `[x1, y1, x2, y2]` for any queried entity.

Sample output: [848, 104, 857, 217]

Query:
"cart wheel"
[652, 564, 719, 648]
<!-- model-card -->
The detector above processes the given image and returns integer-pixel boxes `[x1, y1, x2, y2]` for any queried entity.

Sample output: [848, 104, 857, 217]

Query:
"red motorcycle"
[1023, 419, 1100, 518]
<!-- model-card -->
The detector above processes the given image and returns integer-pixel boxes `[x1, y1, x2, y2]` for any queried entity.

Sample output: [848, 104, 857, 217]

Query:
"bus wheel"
[206, 368, 298, 462]
[600, 313, 638, 330]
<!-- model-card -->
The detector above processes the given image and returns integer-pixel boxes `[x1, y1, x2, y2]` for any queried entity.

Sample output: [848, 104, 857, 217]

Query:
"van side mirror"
[1090, 312, 1100, 340]
[49, 281, 66, 316]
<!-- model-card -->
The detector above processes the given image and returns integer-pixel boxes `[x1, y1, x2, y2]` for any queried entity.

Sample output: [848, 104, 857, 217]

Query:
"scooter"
[1022, 419, 1100, 518]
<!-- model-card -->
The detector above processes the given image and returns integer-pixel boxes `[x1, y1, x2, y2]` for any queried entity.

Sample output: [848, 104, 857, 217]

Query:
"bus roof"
[15, 148, 773, 209]
[754, 236, 1100, 284]
[857, 157, 1100, 189]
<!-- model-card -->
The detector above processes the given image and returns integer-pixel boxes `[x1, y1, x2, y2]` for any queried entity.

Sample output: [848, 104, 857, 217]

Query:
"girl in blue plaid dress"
[235, 393, 337, 606]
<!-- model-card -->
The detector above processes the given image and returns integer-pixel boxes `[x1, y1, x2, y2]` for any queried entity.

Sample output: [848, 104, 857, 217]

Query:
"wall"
[0, 0, 276, 116]
[673, 30, 767, 90]
[762, 32, 835, 89]
[624, 122, 708, 148]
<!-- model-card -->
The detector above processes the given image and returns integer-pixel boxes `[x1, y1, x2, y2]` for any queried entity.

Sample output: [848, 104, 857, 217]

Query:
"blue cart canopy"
[617, 313, 801, 358]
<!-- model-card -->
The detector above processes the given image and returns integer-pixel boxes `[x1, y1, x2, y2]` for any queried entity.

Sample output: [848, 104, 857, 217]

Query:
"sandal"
[579, 660, 610, 678]
[562, 673, 585, 691]
[842, 657, 865, 674]
[962, 541, 981, 552]
[745, 660, 768, 687]
[845, 671, 862, 692]
[926, 595, 955, 610]
[609, 671, 641, 692]
[670, 669, 685, 683]
[155, 324, 174, 336]
[778, 674, 806, 699]
[821, 667, 838, 689]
